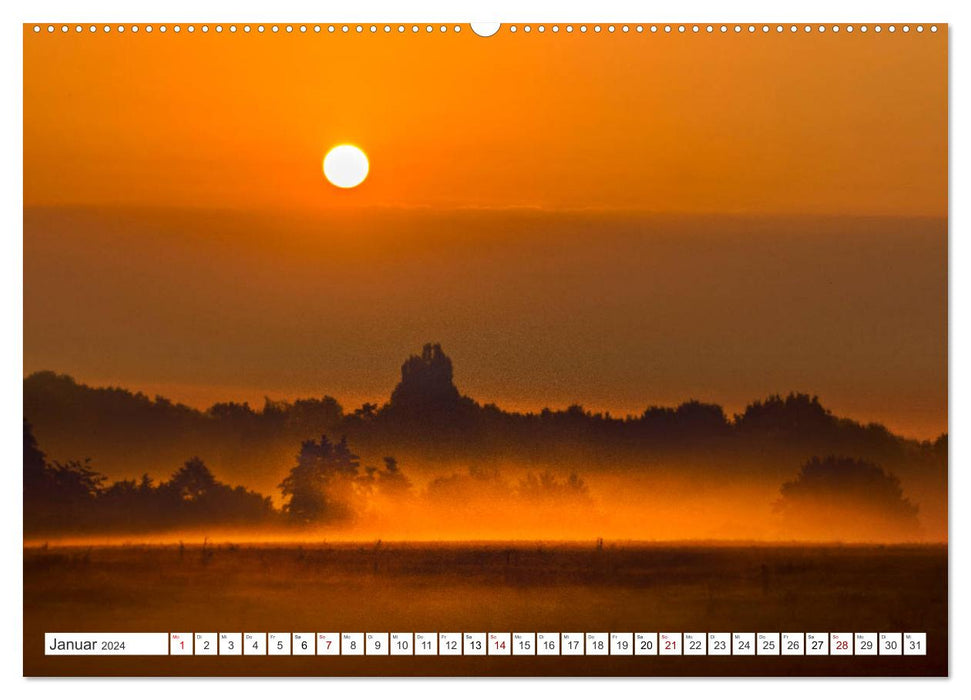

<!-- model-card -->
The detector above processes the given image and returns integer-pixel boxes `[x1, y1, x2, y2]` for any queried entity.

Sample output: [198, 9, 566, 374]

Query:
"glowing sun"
[323, 144, 369, 188]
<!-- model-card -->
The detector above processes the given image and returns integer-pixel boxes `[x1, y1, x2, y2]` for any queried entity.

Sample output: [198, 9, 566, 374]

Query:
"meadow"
[24, 542, 947, 676]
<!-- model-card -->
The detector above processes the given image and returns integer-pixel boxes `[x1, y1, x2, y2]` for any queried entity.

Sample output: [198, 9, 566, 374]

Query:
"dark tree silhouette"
[23, 419, 47, 499]
[103, 458, 272, 529]
[775, 456, 920, 540]
[736, 394, 833, 434]
[25, 418, 106, 531]
[353, 403, 379, 420]
[388, 343, 461, 412]
[290, 396, 344, 427]
[278, 435, 392, 525]
[46, 459, 105, 502]
[167, 457, 217, 502]
[24, 424, 274, 534]
[279, 435, 336, 524]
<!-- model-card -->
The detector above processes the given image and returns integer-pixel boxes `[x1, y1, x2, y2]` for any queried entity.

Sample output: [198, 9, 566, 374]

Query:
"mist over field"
[24, 344, 946, 544]
[22, 27, 948, 678]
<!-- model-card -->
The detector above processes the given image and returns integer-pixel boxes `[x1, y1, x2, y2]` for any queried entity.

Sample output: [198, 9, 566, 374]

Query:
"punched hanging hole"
[469, 22, 502, 36]
[470, 23, 501, 36]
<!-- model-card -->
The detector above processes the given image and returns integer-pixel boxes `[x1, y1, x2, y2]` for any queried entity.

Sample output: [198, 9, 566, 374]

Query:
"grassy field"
[24, 542, 947, 676]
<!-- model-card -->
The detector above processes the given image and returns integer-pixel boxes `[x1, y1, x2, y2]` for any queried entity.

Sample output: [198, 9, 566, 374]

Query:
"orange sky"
[25, 26, 946, 214]
[23, 26, 948, 439]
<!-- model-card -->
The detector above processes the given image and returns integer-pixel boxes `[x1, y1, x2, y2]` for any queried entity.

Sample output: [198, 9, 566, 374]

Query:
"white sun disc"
[323, 145, 369, 188]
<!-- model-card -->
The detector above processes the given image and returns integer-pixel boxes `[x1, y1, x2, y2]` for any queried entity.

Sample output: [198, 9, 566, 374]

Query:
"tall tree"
[23, 419, 47, 498]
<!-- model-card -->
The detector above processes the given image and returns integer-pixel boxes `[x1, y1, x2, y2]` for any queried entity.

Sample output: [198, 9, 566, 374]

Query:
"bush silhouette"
[775, 456, 920, 541]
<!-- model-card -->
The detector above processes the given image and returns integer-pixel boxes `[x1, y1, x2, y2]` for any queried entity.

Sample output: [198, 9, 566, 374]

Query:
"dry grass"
[24, 542, 947, 676]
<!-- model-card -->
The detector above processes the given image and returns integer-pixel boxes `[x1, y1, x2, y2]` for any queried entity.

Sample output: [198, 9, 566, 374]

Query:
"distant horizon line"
[23, 368, 948, 443]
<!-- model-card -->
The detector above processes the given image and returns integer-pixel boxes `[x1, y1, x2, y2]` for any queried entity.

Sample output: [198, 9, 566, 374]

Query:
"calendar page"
[22, 21, 947, 677]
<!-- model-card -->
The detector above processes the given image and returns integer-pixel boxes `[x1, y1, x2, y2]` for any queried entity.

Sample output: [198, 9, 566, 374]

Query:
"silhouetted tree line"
[24, 345, 945, 463]
[25, 418, 595, 533]
[28, 409, 924, 539]
[24, 420, 273, 535]
[23, 344, 945, 507]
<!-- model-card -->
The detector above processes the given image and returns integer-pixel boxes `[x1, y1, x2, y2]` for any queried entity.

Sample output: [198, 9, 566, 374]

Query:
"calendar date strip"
[45, 632, 927, 657]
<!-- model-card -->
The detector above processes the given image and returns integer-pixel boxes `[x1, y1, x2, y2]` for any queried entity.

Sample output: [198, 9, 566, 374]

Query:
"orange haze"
[23, 27, 947, 438]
